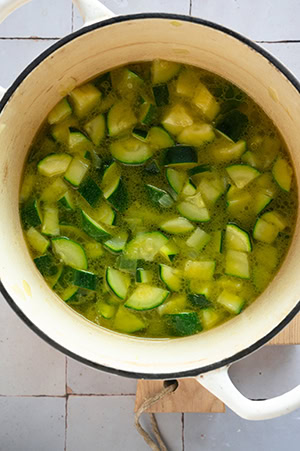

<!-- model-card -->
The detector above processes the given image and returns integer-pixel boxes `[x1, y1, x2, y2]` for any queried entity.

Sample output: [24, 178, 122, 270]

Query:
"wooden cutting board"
[135, 313, 300, 413]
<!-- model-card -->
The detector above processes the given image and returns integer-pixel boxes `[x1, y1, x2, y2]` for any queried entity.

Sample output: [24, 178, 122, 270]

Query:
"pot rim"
[1, 12, 300, 379]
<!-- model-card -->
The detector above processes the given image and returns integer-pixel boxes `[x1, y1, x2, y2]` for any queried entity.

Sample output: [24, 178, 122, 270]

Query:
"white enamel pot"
[0, 0, 300, 421]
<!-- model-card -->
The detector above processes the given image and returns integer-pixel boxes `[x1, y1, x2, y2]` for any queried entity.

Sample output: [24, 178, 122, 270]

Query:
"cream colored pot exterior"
[0, 0, 300, 421]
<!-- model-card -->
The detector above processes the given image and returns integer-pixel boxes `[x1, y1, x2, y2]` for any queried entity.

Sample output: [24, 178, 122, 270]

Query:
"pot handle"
[73, 0, 115, 26]
[196, 365, 300, 420]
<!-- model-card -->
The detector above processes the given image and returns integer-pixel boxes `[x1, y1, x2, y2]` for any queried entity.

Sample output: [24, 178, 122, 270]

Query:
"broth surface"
[19, 60, 297, 338]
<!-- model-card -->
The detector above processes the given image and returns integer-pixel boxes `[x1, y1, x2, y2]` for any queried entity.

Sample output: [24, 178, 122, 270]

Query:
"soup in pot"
[19, 60, 297, 337]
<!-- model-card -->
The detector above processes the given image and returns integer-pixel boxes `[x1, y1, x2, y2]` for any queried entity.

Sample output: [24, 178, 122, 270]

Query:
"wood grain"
[135, 313, 300, 413]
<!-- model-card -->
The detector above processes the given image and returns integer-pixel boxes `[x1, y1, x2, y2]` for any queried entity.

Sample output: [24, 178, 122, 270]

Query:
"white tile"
[0, 39, 58, 89]
[67, 357, 137, 394]
[66, 396, 182, 451]
[229, 345, 300, 400]
[0, 0, 72, 38]
[191, 0, 300, 41]
[73, 0, 190, 30]
[184, 408, 300, 451]
[0, 397, 65, 451]
[260, 42, 300, 80]
[0, 295, 66, 396]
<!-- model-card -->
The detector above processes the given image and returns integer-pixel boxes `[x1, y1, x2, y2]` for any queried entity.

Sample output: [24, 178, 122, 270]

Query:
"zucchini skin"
[78, 176, 102, 207]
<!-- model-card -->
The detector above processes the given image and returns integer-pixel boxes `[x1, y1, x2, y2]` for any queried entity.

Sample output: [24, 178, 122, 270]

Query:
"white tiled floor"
[0, 1, 300, 450]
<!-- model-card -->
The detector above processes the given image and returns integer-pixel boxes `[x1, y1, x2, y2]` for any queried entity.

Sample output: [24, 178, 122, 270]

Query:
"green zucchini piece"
[85, 242, 104, 259]
[69, 83, 101, 118]
[58, 191, 74, 210]
[21, 199, 42, 228]
[184, 260, 216, 280]
[148, 126, 174, 149]
[159, 264, 182, 291]
[41, 178, 68, 203]
[132, 128, 148, 142]
[34, 254, 58, 277]
[225, 224, 252, 252]
[51, 115, 78, 144]
[48, 98, 72, 125]
[136, 268, 152, 284]
[125, 232, 168, 261]
[96, 202, 116, 226]
[64, 157, 89, 187]
[181, 179, 197, 196]
[38, 154, 72, 177]
[26, 227, 49, 254]
[217, 289, 245, 314]
[151, 59, 180, 84]
[78, 176, 102, 207]
[158, 293, 188, 316]
[161, 104, 193, 135]
[81, 210, 111, 242]
[52, 237, 87, 270]
[253, 218, 279, 244]
[72, 268, 97, 290]
[263, 211, 287, 231]
[217, 110, 248, 141]
[101, 162, 128, 212]
[159, 240, 179, 262]
[225, 250, 250, 279]
[160, 217, 194, 234]
[211, 140, 246, 163]
[68, 130, 92, 153]
[140, 102, 157, 126]
[241, 150, 260, 168]
[20, 173, 34, 202]
[144, 160, 161, 175]
[110, 137, 153, 165]
[106, 267, 130, 300]
[188, 293, 212, 308]
[116, 255, 137, 274]
[41, 204, 59, 236]
[163, 146, 198, 168]
[192, 81, 220, 120]
[186, 227, 210, 251]
[97, 301, 116, 319]
[112, 68, 143, 96]
[164, 312, 201, 336]
[176, 68, 199, 98]
[253, 192, 273, 215]
[113, 307, 146, 333]
[166, 168, 187, 194]
[177, 123, 215, 146]
[107, 101, 136, 137]
[177, 192, 210, 222]
[153, 83, 169, 106]
[83, 114, 106, 145]
[197, 176, 225, 205]
[145, 184, 174, 208]
[226, 164, 260, 189]
[200, 308, 223, 329]
[125, 284, 169, 311]
[61, 286, 80, 303]
[104, 231, 128, 254]
[272, 158, 292, 192]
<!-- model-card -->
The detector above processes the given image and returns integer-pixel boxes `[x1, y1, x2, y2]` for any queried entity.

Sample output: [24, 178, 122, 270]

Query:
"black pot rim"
[1, 12, 300, 380]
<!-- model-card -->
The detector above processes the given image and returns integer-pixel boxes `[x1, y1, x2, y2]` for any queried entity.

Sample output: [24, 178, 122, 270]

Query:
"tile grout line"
[181, 413, 185, 451]
[189, 0, 192, 16]
[64, 357, 68, 451]
[71, 3, 74, 32]
[0, 36, 61, 40]
[0, 393, 136, 398]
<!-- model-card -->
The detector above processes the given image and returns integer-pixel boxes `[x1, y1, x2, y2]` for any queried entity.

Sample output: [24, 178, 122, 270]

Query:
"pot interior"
[0, 16, 300, 377]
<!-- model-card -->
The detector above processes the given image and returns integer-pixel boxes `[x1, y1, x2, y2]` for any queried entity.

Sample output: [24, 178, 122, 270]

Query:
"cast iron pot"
[0, 0, 300, 420]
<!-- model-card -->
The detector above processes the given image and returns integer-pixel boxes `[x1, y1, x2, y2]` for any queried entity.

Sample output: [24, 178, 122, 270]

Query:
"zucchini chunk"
[69, 83, 101, 118]
[72, 268, 97, 290]
[225, 224, 252, 252]
[200, 308, 223, 329]
[144, 160, 161, 175]
[159, 240, 179, 262]
[48, 98, 72, 125]
[225, 250, 250, 279]
[34, 254, 59, 277]
[104, 232, 128, 254]
[26, 227, 49, 254]
[159, 264, 182, 291]
[21, 199, 42, 228]
[164, 312, 201, 336]
[41, 204, 59, 236]
[113, 307, 146, 333]
[106, 267, 130, 300]
[186, 227, 210, 251]
[145, 184, 174, 208]
[176, 68, 199, 98]
[177, 192, 210, 222]
[217, 110, 248, 141]
[188, 293, 212, 308]
[192, 81, 220, 120]
[64, 157, 89, 187]
[84, 114, 106, 145]
[58, 190, 74, 210]
[132, 128, 148, 142]
[163, 146, 198, 168]
[136, 268, 152, 284]
[166, 168, 187, 194]
[272, 158, 292, 192]
[140, 101, 157, 126]
[184, 260, 216, 280]
[101, 162, 128, 212]
[52, 237, 87, 270]
[181, 179, 197, 196]
[41, 178, 68, 202]
[226, 164, 260, 189]
[78, 176, 102, 207]
[125, 284, 169, 310]
[96, 202, 116, 226]
[110, 137, 153, 165]
[148, 126, 174, 149]
[61, 286, 80, 303]
[151, 59, 180, 84]
[125, 232, 168, 261]
[153, 83, 169, 106]
[161, 104, 193, 136]
[107, 101, 136, 137]
[68, 130, 92, 153]
[97, 302, 116, 319]
[217, 289, 245, 314]
[160, 217, 194, 234]
[177, 123, 215, 146]
[81, 210, 111, 242]
[38, 154, 72, 177]
[211, 140, 246, 163]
